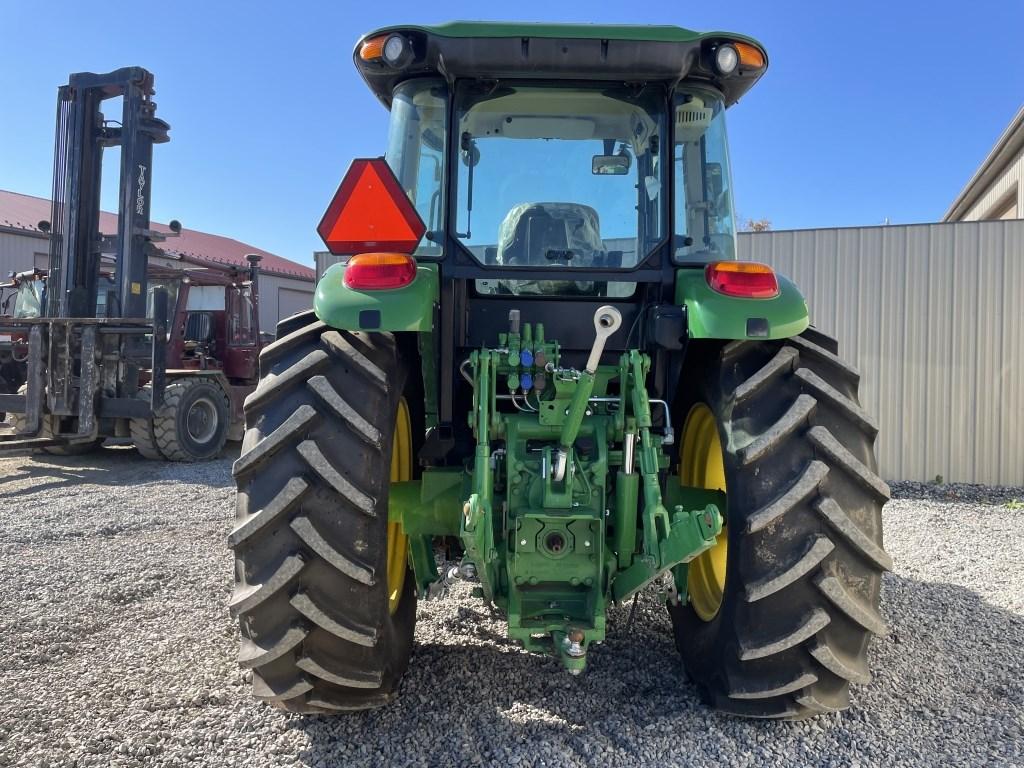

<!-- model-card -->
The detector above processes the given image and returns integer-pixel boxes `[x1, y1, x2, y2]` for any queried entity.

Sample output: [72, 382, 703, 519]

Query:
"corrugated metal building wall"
[0, 228, 49, 277]
[739, 221, 1024, 486]
[945, 105, 1023, 222]
[956, 144, 1022, 221]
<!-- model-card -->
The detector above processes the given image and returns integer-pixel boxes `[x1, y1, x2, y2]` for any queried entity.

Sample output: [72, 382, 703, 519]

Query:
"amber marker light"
[734, 42, 766, 69]
[359, 34, 389, 61]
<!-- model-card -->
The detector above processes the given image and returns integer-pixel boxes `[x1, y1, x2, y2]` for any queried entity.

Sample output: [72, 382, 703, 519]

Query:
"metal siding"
[740, 220, 1024, 485]
[258, 274, 313, 334]
[277, 287, 313, 323]
[0, 230, 48, 278]
[962, 148, 1023, 222]
[1003, 224, 1024, 483]
[315, 251, 343, 282]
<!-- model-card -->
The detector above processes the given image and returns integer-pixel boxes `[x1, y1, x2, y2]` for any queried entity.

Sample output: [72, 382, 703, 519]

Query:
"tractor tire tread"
[153, 378, 230, 461]
[244, 349, 329, 414]
[738, 393, 816, 465]
[228, 553, 305, 617]
[732, 346, 797, 404]
[289, 591, 378, 647]
[238, 625, 309, 668]
[814, 497, 893, 572]
[273, 310, 318, 340]
[232, 405, 317, 477]
[746, 460, 829, 533]
[230, 317, 415, 713]
[289, 514, 376, 585]
[738, 608, 831, 661]
[808, 637, 872, 684]
[808, 426, 890, 500]
[671, 327, 889, 720]
[130, 385, 164, 459]
[728, 671, 818, 700]
[228, 477, 309, 548]
[252, 672, 314, 702]
[743, 535, 834, 602]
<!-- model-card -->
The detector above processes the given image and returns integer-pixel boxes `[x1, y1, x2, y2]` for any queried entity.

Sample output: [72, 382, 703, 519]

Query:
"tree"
[741, 218, 772, 232]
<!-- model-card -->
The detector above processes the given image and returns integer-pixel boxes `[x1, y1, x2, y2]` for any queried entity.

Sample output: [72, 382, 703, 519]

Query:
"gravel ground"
[1, 446, 1022, 767]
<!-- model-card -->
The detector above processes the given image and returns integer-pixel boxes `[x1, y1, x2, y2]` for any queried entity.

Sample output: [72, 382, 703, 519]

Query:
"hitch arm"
[553, 306, 622, 481]
[610, 350, 723, 603]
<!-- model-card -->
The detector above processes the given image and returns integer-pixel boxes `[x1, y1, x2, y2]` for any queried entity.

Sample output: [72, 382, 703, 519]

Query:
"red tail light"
[343, 253, 417, 290]
[705, 261, 779, 298]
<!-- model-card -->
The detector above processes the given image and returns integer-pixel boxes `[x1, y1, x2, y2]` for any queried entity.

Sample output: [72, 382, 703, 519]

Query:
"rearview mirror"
[461, 132, 480, 167]
[592, 154, 631, 175]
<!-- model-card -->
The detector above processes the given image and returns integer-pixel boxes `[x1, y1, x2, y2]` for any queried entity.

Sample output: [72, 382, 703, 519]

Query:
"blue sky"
[1, 1, 1021, 266]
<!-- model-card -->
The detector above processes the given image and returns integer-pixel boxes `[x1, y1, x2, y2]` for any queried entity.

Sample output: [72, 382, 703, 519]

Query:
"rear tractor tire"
[150, 378, 230, 461]
[669, 327, 891, 719]
[229, 311, 416, 713]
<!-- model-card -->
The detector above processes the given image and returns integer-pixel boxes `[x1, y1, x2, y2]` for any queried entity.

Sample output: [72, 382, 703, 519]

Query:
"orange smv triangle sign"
[317, 157, 426, 256]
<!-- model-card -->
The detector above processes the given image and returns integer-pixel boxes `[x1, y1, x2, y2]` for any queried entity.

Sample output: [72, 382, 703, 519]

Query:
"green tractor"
[229, 22, 890, 719]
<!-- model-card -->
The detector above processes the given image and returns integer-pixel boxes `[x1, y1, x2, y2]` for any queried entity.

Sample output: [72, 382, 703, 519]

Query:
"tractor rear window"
[385, 79, 447, 259]
[453, 82, 665, 296]
[672, 90, 737, 262]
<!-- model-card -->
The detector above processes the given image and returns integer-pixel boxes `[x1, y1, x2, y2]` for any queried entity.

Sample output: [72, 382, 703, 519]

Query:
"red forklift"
[130, 258, 263, 460]
[0, 67, 264, 460]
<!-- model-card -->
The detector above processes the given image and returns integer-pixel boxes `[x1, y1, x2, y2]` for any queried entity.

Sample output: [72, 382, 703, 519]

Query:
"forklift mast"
[0, 67, 172, 446]
[45, 67, 169, 320]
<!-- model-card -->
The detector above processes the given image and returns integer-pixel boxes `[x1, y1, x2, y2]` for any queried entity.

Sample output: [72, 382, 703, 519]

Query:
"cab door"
[225, 284, 258, 381]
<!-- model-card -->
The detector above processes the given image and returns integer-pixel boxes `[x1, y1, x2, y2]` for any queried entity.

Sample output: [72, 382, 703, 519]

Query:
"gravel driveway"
[1, 446, 1022, 767]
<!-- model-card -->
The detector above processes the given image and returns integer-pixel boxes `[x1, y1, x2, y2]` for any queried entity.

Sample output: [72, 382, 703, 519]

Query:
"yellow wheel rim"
[681, 403, 728, 621]
[386, 398, 411, 615]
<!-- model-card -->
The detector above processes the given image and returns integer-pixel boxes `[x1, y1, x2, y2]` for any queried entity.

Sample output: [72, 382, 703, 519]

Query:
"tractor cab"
[147, 258, 261, 382]
[319, 23, 790, 377]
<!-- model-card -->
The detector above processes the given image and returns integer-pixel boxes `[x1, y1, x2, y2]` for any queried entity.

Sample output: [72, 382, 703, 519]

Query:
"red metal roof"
[0, 189, 315, 280]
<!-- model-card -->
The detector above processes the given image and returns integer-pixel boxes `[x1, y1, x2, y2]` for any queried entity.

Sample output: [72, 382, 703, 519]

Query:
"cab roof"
[354, 21, 768, 108]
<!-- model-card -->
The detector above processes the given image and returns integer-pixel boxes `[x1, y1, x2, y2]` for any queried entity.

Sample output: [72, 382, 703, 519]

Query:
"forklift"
[0, 68, 263, 460]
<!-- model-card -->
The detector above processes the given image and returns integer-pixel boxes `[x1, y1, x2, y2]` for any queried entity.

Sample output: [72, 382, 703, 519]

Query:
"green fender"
[314, 262, 438, 332]
[674, 267, 809, 340]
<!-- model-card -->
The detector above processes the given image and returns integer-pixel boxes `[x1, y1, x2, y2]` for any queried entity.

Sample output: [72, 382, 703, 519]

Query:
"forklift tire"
[229, 313, 416, 713]
[153, 378, 230, 461]
[9, 384, 104, 456]
[668, 327, 890, 719]
[129, 385, 164, 460]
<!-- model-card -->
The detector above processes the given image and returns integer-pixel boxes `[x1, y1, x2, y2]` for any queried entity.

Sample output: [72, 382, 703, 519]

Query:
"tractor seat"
[495, 203, 605, 295]
[184, 311, 215, 345]
[496, 202, 605, 267]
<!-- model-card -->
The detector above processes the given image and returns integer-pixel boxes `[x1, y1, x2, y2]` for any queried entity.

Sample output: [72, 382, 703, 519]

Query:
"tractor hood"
[353, 21, 767, 109]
